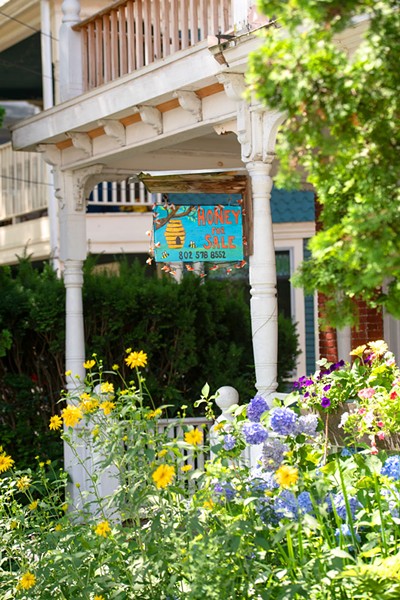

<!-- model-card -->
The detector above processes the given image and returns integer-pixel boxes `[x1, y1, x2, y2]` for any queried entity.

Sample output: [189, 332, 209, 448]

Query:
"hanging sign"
[153, 204, 244, 263]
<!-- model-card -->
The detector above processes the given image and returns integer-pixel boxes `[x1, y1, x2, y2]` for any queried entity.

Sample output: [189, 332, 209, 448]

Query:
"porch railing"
[0, 142, 49, 224]
[74, 0, 232, 92]
[0, 143, 158, 225]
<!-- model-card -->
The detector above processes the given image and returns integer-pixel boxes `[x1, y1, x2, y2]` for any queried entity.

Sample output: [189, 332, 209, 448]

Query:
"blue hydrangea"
[273, 490, 298, 520]
[296, 414, 319, 437]
[327, 492, 361, 521]
[335, 523, 361, 542]
[214, 481, 236, 501]
[242, 422, 268, 445]
[297, 491, 314, 515]
[262, 437, 288, 471]
[381, 455, 400, 480]
[249, 472, 279, 492]
[382, 488, 400, 518]
[223, 434, 237, 451]
[270, 407, 298, 436]
[247, 394, 269, 422]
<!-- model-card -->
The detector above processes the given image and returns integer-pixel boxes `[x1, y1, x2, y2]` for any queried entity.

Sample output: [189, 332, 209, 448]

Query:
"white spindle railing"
[0, 143, 49, 223]
[0, 143, 157, 224]
[74, 0, 232, 92]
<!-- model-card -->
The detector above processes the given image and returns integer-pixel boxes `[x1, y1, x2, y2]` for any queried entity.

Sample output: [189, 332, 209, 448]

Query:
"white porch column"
[246, 160, 278, 399]
[59, 0, 83, 101]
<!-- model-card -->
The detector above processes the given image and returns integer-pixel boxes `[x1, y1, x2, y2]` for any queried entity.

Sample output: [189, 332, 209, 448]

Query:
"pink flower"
[358, 408, 366, 415]
[371, 446, 379, 455]
[377, 421, 384, 428]
[377, 432, 385, 440]
[390, 391, 398, 400]
[358, 388, 376, 399]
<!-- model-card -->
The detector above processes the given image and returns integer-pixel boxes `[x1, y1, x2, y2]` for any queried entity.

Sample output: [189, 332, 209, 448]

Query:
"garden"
[2, 339, 400, 598]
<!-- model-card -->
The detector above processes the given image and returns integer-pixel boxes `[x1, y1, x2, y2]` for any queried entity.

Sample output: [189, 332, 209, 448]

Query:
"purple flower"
[262, 438, 288, 471]
[323, 384, 331, 392]
[214, 481, 236, 501]
[296, 414, 319, 437]
[242, 422, 268, 445]
[247, 395, 269, 422]
[270, 407, 298, 436]
[223, 434, 237, 451]
[381, 456, 400, 480]
[321, 397, 331, 408]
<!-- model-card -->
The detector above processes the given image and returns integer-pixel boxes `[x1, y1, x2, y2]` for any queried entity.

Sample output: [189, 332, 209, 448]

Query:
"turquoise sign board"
[153, 205, 244, 263]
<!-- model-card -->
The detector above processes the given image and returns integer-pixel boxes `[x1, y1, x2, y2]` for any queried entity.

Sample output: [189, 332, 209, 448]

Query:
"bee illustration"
[161, 251, 169, 259]
[189, 241, 196, 248]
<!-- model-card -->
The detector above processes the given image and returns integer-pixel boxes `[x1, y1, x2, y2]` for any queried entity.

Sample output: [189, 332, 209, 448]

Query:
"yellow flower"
[100, 401, 116, 416]
[55, 524, 62, 531]
[65, 370, 72, 376]
[94, 595, 105, 600]
[61, 503, 68, 512]
[95, 520, 111, 537]
[83, 359, 96, 369]
[18, 572, 36, 590]
[10, 520, 18, 529]
[49, 415, 63, 431]
[29, 500, 38, 511]
[39, 462, 45, 468]
[181, 464, 193, 472]
[368, 340, 388, 356]
[100, 382, 114, 394]
[119, 390, 129, 396]
[17, 476, 31, 491]
[0, 453, 14, 473]
[203, 499, 214, 510]
[152, 464, 175, 489]
[146, 408, 162, 419]
[157, 449, 168, 458]
[213, 422, 225, 432]
[112, 364, 119, 371]
[184, 428, 203, 446]
[80, 397, 100, 413]
[349, 344, 367, 357]
[92, 426, 100, 438]
[62, 405, 83, 428]
[275, 465, 299, 488]
[125, 350, 148, 369]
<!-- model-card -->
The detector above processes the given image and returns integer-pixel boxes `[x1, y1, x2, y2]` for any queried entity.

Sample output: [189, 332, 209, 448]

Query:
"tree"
[247, 0, 400, 326]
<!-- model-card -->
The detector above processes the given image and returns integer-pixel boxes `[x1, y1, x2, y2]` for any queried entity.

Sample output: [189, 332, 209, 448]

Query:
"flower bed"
[1, 343, 400, 598]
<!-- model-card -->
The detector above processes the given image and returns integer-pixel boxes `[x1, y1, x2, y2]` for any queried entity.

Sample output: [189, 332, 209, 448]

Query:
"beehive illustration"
[165, 219, 185, 249]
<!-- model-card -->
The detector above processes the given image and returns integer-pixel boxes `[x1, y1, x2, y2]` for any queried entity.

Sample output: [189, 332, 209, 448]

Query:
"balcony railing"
[0, 142, 49, 224]
[0, 143, 159, 226]
[74, 0, 232, 92]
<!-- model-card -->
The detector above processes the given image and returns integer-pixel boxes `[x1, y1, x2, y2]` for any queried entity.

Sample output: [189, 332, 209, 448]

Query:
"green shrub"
[0, 258, 299, 467]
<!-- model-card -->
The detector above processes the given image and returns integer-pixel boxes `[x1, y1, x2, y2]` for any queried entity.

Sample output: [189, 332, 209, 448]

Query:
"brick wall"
[351, 299, 384, 348]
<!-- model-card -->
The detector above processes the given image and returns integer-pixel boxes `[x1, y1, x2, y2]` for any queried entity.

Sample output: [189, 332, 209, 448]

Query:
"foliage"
[247, 0, 400, 326]
[2, 347, 400, 598]
[0, 258, 299, 467]
[293, 339, 400, 452]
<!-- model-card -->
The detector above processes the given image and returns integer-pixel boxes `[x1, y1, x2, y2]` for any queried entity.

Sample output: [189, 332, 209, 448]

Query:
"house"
[2, 0, 394, 392]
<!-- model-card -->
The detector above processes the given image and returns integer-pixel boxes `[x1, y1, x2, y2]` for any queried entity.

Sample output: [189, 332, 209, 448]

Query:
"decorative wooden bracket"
[67, 132, 92, 157]
[216, 73, 246, 102]
[134, 105, 163, 134]
[37, 144, 62, 166]
[173, 90, 202, 121]
[98, 119, 126, 147]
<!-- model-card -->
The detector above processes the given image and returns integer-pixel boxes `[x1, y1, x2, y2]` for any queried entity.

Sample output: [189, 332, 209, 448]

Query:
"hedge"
[0, 258, 299, 467]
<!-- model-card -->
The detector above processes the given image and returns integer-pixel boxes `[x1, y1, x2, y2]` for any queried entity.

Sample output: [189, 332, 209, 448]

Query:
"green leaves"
[248, 0, 400, 325]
